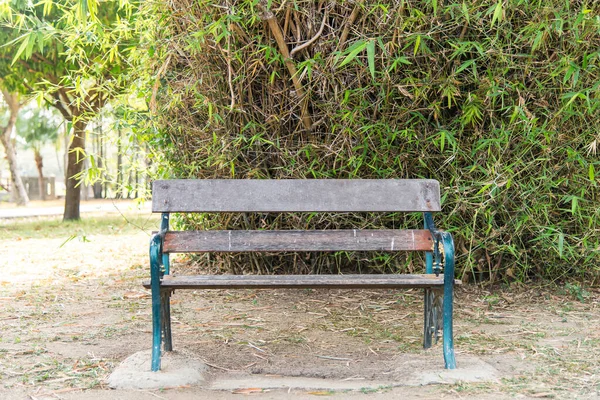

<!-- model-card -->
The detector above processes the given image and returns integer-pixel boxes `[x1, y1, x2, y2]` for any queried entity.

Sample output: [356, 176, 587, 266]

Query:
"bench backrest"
[152, 179, 441, 213]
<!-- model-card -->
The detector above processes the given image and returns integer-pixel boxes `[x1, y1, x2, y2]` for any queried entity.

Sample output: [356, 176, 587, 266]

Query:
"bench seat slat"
[143, 274, 461, 289]
[163, 229, 433, 253]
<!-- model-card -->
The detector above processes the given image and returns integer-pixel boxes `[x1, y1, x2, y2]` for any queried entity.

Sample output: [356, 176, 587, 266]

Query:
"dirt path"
[1, 214, 599, 399]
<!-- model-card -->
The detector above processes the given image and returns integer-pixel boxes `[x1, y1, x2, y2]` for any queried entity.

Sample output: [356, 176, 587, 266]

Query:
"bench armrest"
[424, 212, 455, 279]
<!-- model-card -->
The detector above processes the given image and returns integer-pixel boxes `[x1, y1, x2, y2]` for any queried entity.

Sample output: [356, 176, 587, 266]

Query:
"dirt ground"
[1, 212, 599, 399]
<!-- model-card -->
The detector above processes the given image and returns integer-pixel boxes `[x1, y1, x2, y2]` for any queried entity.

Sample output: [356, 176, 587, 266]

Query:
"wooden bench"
[144, 179, 459, 372]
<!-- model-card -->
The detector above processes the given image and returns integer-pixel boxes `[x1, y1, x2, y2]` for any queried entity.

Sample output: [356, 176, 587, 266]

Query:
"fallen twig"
[316, 355, 352, 361]
[247, 342, 266, 353]
[200, 360, 239, 371]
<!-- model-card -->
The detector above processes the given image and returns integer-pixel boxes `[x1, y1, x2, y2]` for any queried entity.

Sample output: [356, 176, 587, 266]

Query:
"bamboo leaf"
[563, 65, 575, 85]
[414, 35, 421, 56]
[560, 91, 585, 111]
[589, 164, 595, 182]
[78, 0, 88, 23]
[440, 130, 446, 151]
[36, 31, 44, 53]
[491, 1, 503, 26]
[462, 1, 470, 23]
[388, 56, 411, 72]
[456, 59, 476, 74]
[532, 31, 544, 53]
[558, 233, 564, 257]
[338, 40, 368, 68]
[25, 31, 36, 59]
[366, 40, 376, 80]
[477, 183, 493, 195]
[11, 34, 30, 65]
[41, 0, 53, 16]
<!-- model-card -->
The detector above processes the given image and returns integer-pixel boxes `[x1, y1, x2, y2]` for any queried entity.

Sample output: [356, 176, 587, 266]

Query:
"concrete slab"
[107, 350, 499, 392]
[403, 356, 500, 385]
[210, 374, 396, 391]
[106, 350, 208, 390]
[209, 356, 500, 391]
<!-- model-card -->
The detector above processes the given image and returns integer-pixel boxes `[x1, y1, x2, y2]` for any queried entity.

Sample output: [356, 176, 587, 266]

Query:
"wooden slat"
[152, 179, 441, 212]
[142, 274, 461, 289]
[162, 229, 433, 253]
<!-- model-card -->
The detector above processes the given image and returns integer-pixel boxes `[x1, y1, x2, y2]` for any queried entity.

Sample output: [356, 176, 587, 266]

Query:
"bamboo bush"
[152, 0, 600, 283]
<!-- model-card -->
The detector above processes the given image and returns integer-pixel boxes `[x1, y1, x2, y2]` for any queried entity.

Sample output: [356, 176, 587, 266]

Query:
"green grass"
[0, 213, 159, 240]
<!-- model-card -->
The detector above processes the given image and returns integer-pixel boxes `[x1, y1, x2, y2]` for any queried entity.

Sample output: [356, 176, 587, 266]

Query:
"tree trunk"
[100, 123, 107, 198]
[134, 167, 139, 199]
[63, 119, 87, 220]
[116, 127, 123, 199]
[127, 138, 136, 198]
[34, 149, 46, 201]
[64, 122, 69, 181]
[48, 86, 108, 220]
[92, 127, 102, 199]
[145, 142, 151, 193]
[0, 91, 28, 206]
[133, 138, 139, 199]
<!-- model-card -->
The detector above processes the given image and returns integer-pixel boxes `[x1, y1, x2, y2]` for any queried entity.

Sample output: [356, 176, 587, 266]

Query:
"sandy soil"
[1, 214, 599, 399]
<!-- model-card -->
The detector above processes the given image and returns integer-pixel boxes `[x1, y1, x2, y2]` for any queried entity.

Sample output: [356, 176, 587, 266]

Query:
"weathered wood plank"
[142, 274, 461, 289]
[162, 229, 433, 253]
[152, 179, 441, 212]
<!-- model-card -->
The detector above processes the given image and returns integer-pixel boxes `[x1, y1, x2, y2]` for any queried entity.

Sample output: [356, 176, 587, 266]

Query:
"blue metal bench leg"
[161, 290, 173, 352]
[150, 234, 163, 371]
[159, 213, 172, 353]
[423, 288, 433, 349]
[441, 232, 457, 369]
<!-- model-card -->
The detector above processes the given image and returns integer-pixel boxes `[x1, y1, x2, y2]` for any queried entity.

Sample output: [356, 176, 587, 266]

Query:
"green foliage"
[153, 0, 600, 282]
[0, 0, 139, 104]
[564, 282, 590, 302]
[1, 0, 162, 218]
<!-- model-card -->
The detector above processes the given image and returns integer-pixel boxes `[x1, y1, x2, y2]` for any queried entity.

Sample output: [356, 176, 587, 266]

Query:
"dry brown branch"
[261, 6, 312, 130]
[150, 54, 172, 114]
[339, 1, 362, 48]
[290, 7, 329, 57]
[283, 7, 292, 38]
[226, 23, 236, 108]
[231, 22, 252, 44]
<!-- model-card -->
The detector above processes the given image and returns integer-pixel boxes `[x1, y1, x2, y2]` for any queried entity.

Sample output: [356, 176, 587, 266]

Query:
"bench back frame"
[152, 179, 441, 213]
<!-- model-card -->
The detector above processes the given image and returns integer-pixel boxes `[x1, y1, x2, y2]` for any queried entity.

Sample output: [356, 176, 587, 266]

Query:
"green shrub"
[152, 0, 600, 283]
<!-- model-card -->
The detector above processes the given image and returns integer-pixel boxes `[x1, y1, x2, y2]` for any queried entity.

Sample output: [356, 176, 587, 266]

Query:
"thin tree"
[0, 90, 28, 205]
[16, 106, 61, 200]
